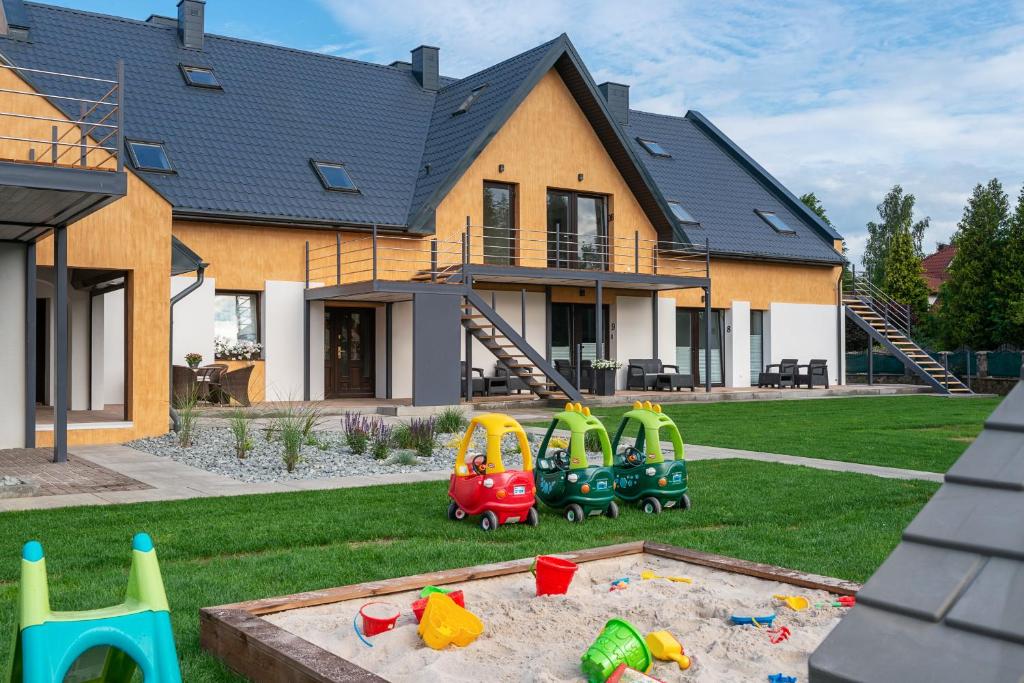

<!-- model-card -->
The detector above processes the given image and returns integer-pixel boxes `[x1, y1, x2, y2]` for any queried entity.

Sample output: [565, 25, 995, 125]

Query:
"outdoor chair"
[216, 365, 254, 406]
[797, 359, 830, 388]
[759, 359, 798, 388]
[196, 363, 228, 402]
[494, 362, 528, 393]
[554, 359, 594, 392]
[461, 361, 487, 397]
[171, 365, 198, 405]
[627, 359, 684, 391]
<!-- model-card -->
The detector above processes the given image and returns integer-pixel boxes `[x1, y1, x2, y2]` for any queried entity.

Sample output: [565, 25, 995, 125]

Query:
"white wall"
[171, 275, 215, 366]
[308, 301, 325, 401]
[391, 301, 413, 399]
[657, 297, 676, 367]
[69, 287, 90, 410]
[768, 303, 841, 384]
[89, 294, 105, 409]
[725, 301, 751, 387]
[613, 296, 654, 388]
[462, 290, 546, 377]
[263, 280, 307, 401]
[102, 288, 125, 405]
[0, 243, 26, 448]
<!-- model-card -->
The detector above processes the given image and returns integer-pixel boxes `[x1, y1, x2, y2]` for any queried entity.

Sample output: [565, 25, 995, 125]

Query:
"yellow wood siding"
[670, 259, 842, 309]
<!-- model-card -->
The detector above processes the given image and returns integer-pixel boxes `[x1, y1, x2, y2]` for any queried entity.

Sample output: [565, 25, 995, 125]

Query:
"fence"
[846, 349, 1022, 378]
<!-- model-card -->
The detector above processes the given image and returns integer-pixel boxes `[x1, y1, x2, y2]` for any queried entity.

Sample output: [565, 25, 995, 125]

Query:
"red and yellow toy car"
[447, 413, 539, 531]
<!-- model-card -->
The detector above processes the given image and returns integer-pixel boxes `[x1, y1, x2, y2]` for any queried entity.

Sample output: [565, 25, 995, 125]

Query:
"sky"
[46, 0, 1024, 265]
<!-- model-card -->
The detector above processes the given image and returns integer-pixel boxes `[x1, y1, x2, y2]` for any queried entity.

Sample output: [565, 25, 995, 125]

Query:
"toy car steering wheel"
[621, 446, 646, 467]
[470, 454, 488, 475]
[552, 449, 570, 471]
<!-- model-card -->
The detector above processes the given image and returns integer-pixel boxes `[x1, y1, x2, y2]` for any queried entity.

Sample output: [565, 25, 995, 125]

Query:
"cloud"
[316, 0, 1024, 264]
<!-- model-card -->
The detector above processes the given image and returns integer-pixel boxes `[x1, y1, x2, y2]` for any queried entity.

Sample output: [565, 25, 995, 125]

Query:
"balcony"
[0, 60, 127, 241]
[304, 225, 710, 301]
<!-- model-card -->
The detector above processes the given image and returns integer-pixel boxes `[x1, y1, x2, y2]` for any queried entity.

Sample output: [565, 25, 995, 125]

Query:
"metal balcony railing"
[305, 223, 710, 289]
[0, 60, 124, 171]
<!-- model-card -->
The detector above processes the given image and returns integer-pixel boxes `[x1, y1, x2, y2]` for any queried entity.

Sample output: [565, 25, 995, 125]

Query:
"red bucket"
[359, 601, 400, 636]
[533, 555, 578, 596]
[412, 590, 465, 623]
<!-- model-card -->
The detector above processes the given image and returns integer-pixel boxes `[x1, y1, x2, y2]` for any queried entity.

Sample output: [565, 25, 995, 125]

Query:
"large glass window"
[698, 310, 723, 385]
[483, 182, 515, 265]
[675, 311, 692, 375]
[750, 310, 764, 385]
[547, 191, 607, 270]
[675, 308, 724, 385]
[214, 292, 259, 346]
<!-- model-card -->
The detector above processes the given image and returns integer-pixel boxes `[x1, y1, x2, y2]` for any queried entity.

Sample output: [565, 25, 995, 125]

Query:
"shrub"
[228, 408, 253, 459]
[371, 423, 393, 460]
[409, 416, 438, 458]
[389, 451, 419, 466]
[298, 403, 324, 442]
[173, 386, 199, 448]
[342, 411, 374, 455]
[435, 406, 467, 434]
[392, 423, 413, 449]
[275, 407, 305, 472]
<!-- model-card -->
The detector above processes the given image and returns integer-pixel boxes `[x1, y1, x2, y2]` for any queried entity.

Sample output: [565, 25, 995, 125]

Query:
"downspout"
[169, 264, 207, 431]
[836, 267, 844, 386]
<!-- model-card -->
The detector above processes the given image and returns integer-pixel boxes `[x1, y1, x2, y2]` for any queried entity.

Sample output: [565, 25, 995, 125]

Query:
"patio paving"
[0, 447, 151, 498]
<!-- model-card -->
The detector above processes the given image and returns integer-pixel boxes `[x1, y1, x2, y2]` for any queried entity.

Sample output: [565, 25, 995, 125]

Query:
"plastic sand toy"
[532, 555, 578, 596]
[768, 675, 798, 683]
[580, 618, 653, 683]
[609, 577, 630, 592]
[358, 602, 400, 636]
[730, 614, 776, 627]
[417, 593, 483, 650]
[607, 663, 667, 682]
[645, 631, 691, 670]
[610, 402, 690, 514]
[767, 626, 792, 644]
[412, 590, 465, 623]
[773, 594, 810, 611]
[815, 595, 856, 608]
[447, 413, 538, 531]
[535, 403, 619, 522]
[640, 570, 692, 584]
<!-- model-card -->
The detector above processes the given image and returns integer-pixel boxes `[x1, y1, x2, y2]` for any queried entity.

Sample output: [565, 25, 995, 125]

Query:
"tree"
[994, 186, 1024, 345]
[862, 185, 929, 287]
[800, 192, 833, 227]
[883, 226, 930, 319]
[938, 178, 1009, 348]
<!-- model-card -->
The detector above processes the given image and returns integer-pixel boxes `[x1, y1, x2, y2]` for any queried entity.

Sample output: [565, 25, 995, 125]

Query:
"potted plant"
[184, 352, 203, 369]
[592, 359, 621, 396]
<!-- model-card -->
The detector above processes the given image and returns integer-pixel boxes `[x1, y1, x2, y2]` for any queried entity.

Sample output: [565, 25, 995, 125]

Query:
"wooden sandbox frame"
[200, 541, 860, 682]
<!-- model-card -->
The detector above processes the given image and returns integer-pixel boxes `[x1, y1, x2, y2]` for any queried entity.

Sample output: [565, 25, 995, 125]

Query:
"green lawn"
[0, 460, 936, 681]
[569, 395, 1001, 473]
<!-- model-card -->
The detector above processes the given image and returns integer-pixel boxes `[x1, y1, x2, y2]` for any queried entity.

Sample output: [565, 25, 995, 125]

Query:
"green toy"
[580, 618, 653, 683]
[535, 402, 619, 523]
[7, 533, 182, 683]
[610, 401, 691, 514]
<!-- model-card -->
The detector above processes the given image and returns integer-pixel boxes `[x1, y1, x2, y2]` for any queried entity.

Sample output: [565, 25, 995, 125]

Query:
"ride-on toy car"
[610, 401, 690, 514]
[448, 413, 538, 531]
[535, 403, 618, 523]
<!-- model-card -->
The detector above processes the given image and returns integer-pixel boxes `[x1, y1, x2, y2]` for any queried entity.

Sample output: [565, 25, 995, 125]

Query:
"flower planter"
[594, 368, 616, 396]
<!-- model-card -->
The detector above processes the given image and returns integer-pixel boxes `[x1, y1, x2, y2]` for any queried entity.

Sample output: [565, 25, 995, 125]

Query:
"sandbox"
[201, 542, 859, 682]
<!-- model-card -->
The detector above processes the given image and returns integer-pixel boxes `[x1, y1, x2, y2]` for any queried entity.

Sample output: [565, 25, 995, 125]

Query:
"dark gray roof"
[1, 1, 843, 264]
[171, 234, 204, 275]
[810, 381, 1024, 682]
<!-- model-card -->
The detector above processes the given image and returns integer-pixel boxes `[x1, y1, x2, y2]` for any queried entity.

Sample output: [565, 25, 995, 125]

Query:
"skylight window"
[452, 84, 489, 116]
[756, 210, 796, 235]
[637, 137, 670, 157]
[668, 201, 698, 224]
[180, 65, 222, 89]
[126, 141, 173, 172]
[311, 160, 358, 192]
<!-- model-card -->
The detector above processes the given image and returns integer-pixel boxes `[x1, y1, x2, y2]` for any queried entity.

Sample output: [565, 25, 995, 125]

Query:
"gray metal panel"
[597, 82, 629, 124]
[411, 45, 439, 91]
[412, 293, 461, 406]
[946, 430, 1024, 490]
[903, 482, 1024, 559]
[856, 542, 985, 621]
[176, 0, 204, 50]
[946, 557, 1024, 644]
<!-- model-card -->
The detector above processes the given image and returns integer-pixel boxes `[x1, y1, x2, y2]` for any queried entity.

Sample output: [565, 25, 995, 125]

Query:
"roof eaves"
[684, 110, 844, 245]
[170, 234, 205, 275]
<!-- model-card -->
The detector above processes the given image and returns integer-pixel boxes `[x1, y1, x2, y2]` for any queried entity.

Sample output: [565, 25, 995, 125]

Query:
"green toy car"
[611, 401, 691, 514]
[535, 403, 619, 523]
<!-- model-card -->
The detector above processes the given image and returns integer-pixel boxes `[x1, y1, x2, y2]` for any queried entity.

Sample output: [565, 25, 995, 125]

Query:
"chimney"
[411, 45, 439, 91]
[177, 0, 205, 50]
[598, 82, 629, 125]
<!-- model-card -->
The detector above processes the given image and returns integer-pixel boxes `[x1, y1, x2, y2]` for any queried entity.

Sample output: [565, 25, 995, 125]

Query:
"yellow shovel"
[646, 630, 691, 670]
[641, 570, 693, 584]
[773, 594, 810, 611]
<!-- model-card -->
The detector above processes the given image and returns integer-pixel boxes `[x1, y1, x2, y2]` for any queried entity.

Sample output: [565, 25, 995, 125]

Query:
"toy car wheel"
[679, 494, 692, 510]
[565, 503, 585, 524]
[480, 510, 499, 532]
[527, 506, 539, 527]
[641, 497, 662, 515]
[604, 501, 619, 519]
[447, 502, 466, 521]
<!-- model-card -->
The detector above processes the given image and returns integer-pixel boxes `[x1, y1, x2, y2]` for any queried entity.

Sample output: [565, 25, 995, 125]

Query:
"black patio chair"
[797, 359, 829, 388]
[759, 359, 798, 388]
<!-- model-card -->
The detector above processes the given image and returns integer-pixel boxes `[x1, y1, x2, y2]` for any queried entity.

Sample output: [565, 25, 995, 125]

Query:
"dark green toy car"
[611, 401, 691, 514]
[534, 403, 619, 523]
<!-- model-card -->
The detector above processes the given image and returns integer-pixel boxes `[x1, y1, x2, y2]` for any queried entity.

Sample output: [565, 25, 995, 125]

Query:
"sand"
[265, 554, 846, 682]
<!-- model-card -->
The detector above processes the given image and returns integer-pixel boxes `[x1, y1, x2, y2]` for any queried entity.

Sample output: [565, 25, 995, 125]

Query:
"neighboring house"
[0, 0, 846, 455]
[922, 243, 956, 306]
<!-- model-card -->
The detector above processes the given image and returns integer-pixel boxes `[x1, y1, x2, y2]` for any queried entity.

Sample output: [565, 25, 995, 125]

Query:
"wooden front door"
[324, 308, 375, 398]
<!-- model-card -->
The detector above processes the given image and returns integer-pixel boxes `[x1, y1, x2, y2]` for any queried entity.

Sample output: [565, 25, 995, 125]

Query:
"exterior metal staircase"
[461, 290, 582, 402]
[844, 276, 972, 395]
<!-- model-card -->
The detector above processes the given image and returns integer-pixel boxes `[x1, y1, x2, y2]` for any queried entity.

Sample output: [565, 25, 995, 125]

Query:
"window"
[126, 141, 173, 172]
[547, 191, 608, 270]
[311, 160, 358, 192]
[636, 137, 670, 157]
[483, 182, 515, 265]
[214, 292, 260, 350]
[756, 209, 796, 235]
[668, 201, 698, 224]
[180, 65, 222, 89]
[453, 84, 488, 116]
[750, 310, 764, 385]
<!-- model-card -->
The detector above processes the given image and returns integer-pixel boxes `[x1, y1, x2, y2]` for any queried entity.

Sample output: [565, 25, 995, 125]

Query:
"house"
[0, 0, 846, 458]
[922, 242, 956, 306]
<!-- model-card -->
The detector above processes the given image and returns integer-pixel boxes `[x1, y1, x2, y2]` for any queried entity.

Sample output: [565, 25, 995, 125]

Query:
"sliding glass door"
[483, 182, 515, 265]
[750, 310, 764, 385]
[547, 190, 607, 270]
[675, 308, 724, 385]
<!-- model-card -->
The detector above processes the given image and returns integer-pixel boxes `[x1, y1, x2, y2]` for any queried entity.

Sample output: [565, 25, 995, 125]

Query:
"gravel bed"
[128, 427, 533, 484]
